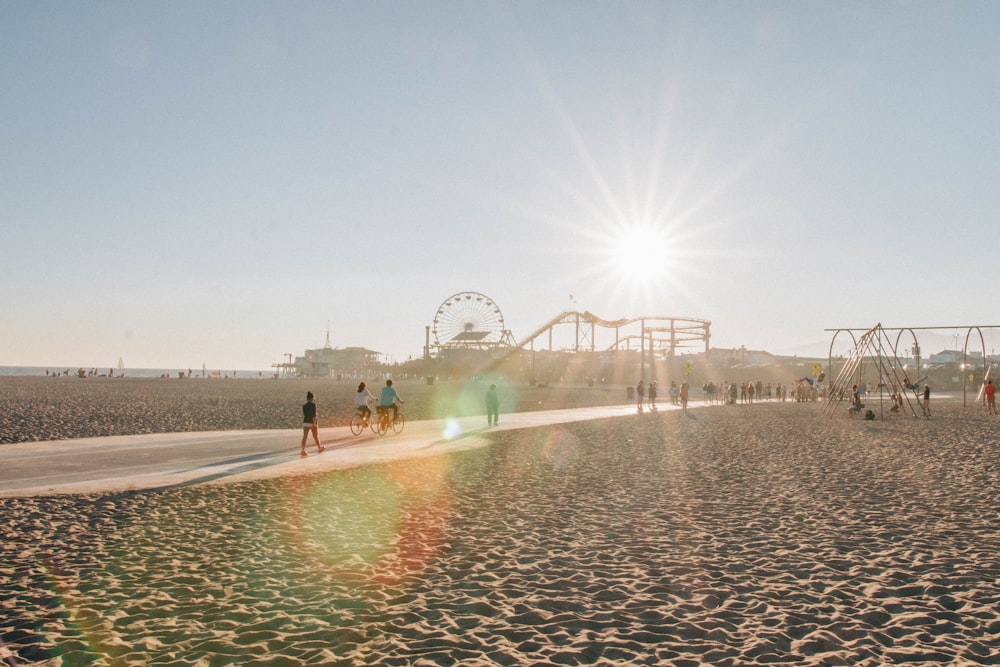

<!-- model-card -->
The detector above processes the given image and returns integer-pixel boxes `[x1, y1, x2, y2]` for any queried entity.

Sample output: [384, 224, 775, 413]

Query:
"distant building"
[293, 345, 381, 378]
[928, 350, 963, 365]
[927, 349, 984, 369]
[706, 347, 779, 367]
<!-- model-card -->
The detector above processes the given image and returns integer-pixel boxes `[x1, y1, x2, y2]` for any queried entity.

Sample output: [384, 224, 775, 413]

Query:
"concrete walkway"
[0, 403, 658, 497]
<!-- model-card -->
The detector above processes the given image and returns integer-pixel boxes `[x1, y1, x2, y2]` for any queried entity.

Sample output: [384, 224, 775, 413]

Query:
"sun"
[610, 223, 672, 284]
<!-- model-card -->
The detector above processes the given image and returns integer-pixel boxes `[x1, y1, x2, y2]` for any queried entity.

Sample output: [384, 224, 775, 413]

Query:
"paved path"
[0, 403, 660, 497]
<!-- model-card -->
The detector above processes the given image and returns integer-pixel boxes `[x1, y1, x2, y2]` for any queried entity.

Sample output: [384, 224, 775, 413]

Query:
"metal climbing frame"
[823, 324, 923, 419]
[827, 323, 1000, 408]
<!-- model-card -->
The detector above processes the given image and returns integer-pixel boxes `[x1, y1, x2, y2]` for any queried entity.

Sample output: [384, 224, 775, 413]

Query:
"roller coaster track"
[513, 311, 710, 354]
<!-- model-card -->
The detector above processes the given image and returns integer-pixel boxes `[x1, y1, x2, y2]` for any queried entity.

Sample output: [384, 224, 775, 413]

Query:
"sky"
[2, 1, 999, 370]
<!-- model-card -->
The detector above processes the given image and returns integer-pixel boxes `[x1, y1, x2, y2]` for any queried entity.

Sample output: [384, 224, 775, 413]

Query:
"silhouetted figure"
[486, 384, 500, 426]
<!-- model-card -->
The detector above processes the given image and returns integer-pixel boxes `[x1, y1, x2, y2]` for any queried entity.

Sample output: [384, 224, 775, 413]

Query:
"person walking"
[485, 383, 500, 426]
[636, 380, 645, 412]
[985, 380, 997, 415]
[922, 384, 931, 417]
[301, 391, 324, 457]
[648, 381, 658, 410]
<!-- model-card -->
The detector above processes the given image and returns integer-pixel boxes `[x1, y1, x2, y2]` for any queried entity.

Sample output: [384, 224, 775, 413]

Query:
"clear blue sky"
[3, 1, 998, 370]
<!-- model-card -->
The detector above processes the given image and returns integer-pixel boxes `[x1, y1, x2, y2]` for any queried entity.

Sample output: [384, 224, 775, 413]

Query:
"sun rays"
[494, 29, 791, 323]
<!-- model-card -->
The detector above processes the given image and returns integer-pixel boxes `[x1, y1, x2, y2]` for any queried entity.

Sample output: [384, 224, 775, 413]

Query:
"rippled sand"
[3, 400, 1000, 665]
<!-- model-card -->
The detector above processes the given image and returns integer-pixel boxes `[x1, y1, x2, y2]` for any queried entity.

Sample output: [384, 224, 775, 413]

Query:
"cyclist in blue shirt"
[379, 379, 404, 421]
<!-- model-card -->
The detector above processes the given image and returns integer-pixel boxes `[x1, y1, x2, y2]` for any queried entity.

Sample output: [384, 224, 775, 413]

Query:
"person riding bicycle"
[355, 382, 375, 424]
[379, 379, 404, 422]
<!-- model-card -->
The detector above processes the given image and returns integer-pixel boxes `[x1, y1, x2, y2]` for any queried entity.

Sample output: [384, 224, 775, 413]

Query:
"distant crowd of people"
[45, 367, 122, 378]
[699, 380, 795, 404]
[632, 379, 815, 413]
[43, 368, 266, 379]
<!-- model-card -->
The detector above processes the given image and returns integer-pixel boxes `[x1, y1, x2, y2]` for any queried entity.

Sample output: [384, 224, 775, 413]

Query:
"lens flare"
[442, 417, 463, 440]
[293, 457, 455, 588]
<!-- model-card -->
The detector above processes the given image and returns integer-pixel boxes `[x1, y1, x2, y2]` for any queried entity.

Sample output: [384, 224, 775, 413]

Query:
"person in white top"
[355, 382, 375, 424]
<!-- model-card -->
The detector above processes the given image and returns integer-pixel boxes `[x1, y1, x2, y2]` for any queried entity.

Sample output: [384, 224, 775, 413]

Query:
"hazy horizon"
[3, 327, 991, 373]
[4, 2, 998, 369]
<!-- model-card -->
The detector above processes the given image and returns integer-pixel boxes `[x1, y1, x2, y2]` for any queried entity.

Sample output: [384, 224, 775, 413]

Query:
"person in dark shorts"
[301, 391, 324, 457]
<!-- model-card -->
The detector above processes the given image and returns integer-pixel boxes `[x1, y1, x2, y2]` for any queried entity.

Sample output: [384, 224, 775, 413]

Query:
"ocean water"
[0, 366, 275, 379]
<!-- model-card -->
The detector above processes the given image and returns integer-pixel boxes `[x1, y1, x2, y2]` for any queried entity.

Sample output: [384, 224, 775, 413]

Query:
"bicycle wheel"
[376, 412, 389, 435]
[391, 413, 405, 434]
[350, 413, 365, 436]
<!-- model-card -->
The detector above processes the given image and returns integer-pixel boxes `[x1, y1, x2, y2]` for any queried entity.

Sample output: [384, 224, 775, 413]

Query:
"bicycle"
[349, 404, 376, 436]
[374, 405, 405, 435]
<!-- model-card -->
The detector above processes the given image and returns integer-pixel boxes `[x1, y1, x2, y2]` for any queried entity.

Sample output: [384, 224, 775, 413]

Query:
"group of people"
[353, 379, 405, 424]
[635, 380, 690, 411]
[636, 378, 799, 410]
[697, 380, 793, 404]
[848, 382, 934, 418]
[639, 379, 790, 407]
[299, 379, 406, 456]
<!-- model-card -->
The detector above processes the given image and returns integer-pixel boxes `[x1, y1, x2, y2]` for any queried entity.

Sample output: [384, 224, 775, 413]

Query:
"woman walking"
[301, 391, 325, 457]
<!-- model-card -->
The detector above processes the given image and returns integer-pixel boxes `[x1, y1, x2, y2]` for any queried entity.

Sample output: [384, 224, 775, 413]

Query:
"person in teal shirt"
[380, 379, 404, 421]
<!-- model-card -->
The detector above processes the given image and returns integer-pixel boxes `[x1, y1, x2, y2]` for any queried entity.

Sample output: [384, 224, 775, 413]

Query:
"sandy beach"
[0, 376, 629, 445]
[3, 392, 1000, 665]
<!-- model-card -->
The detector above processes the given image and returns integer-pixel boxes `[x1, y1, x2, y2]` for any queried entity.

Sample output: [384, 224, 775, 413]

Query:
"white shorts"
[302, 422, 316, 429]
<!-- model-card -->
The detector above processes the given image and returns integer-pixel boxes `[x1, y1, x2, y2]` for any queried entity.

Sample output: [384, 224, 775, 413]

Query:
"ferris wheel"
[432, 292, 507, 349]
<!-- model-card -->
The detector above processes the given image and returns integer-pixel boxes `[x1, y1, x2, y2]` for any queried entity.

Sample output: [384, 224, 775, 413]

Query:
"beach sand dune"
[3, 400, 1000, 665]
